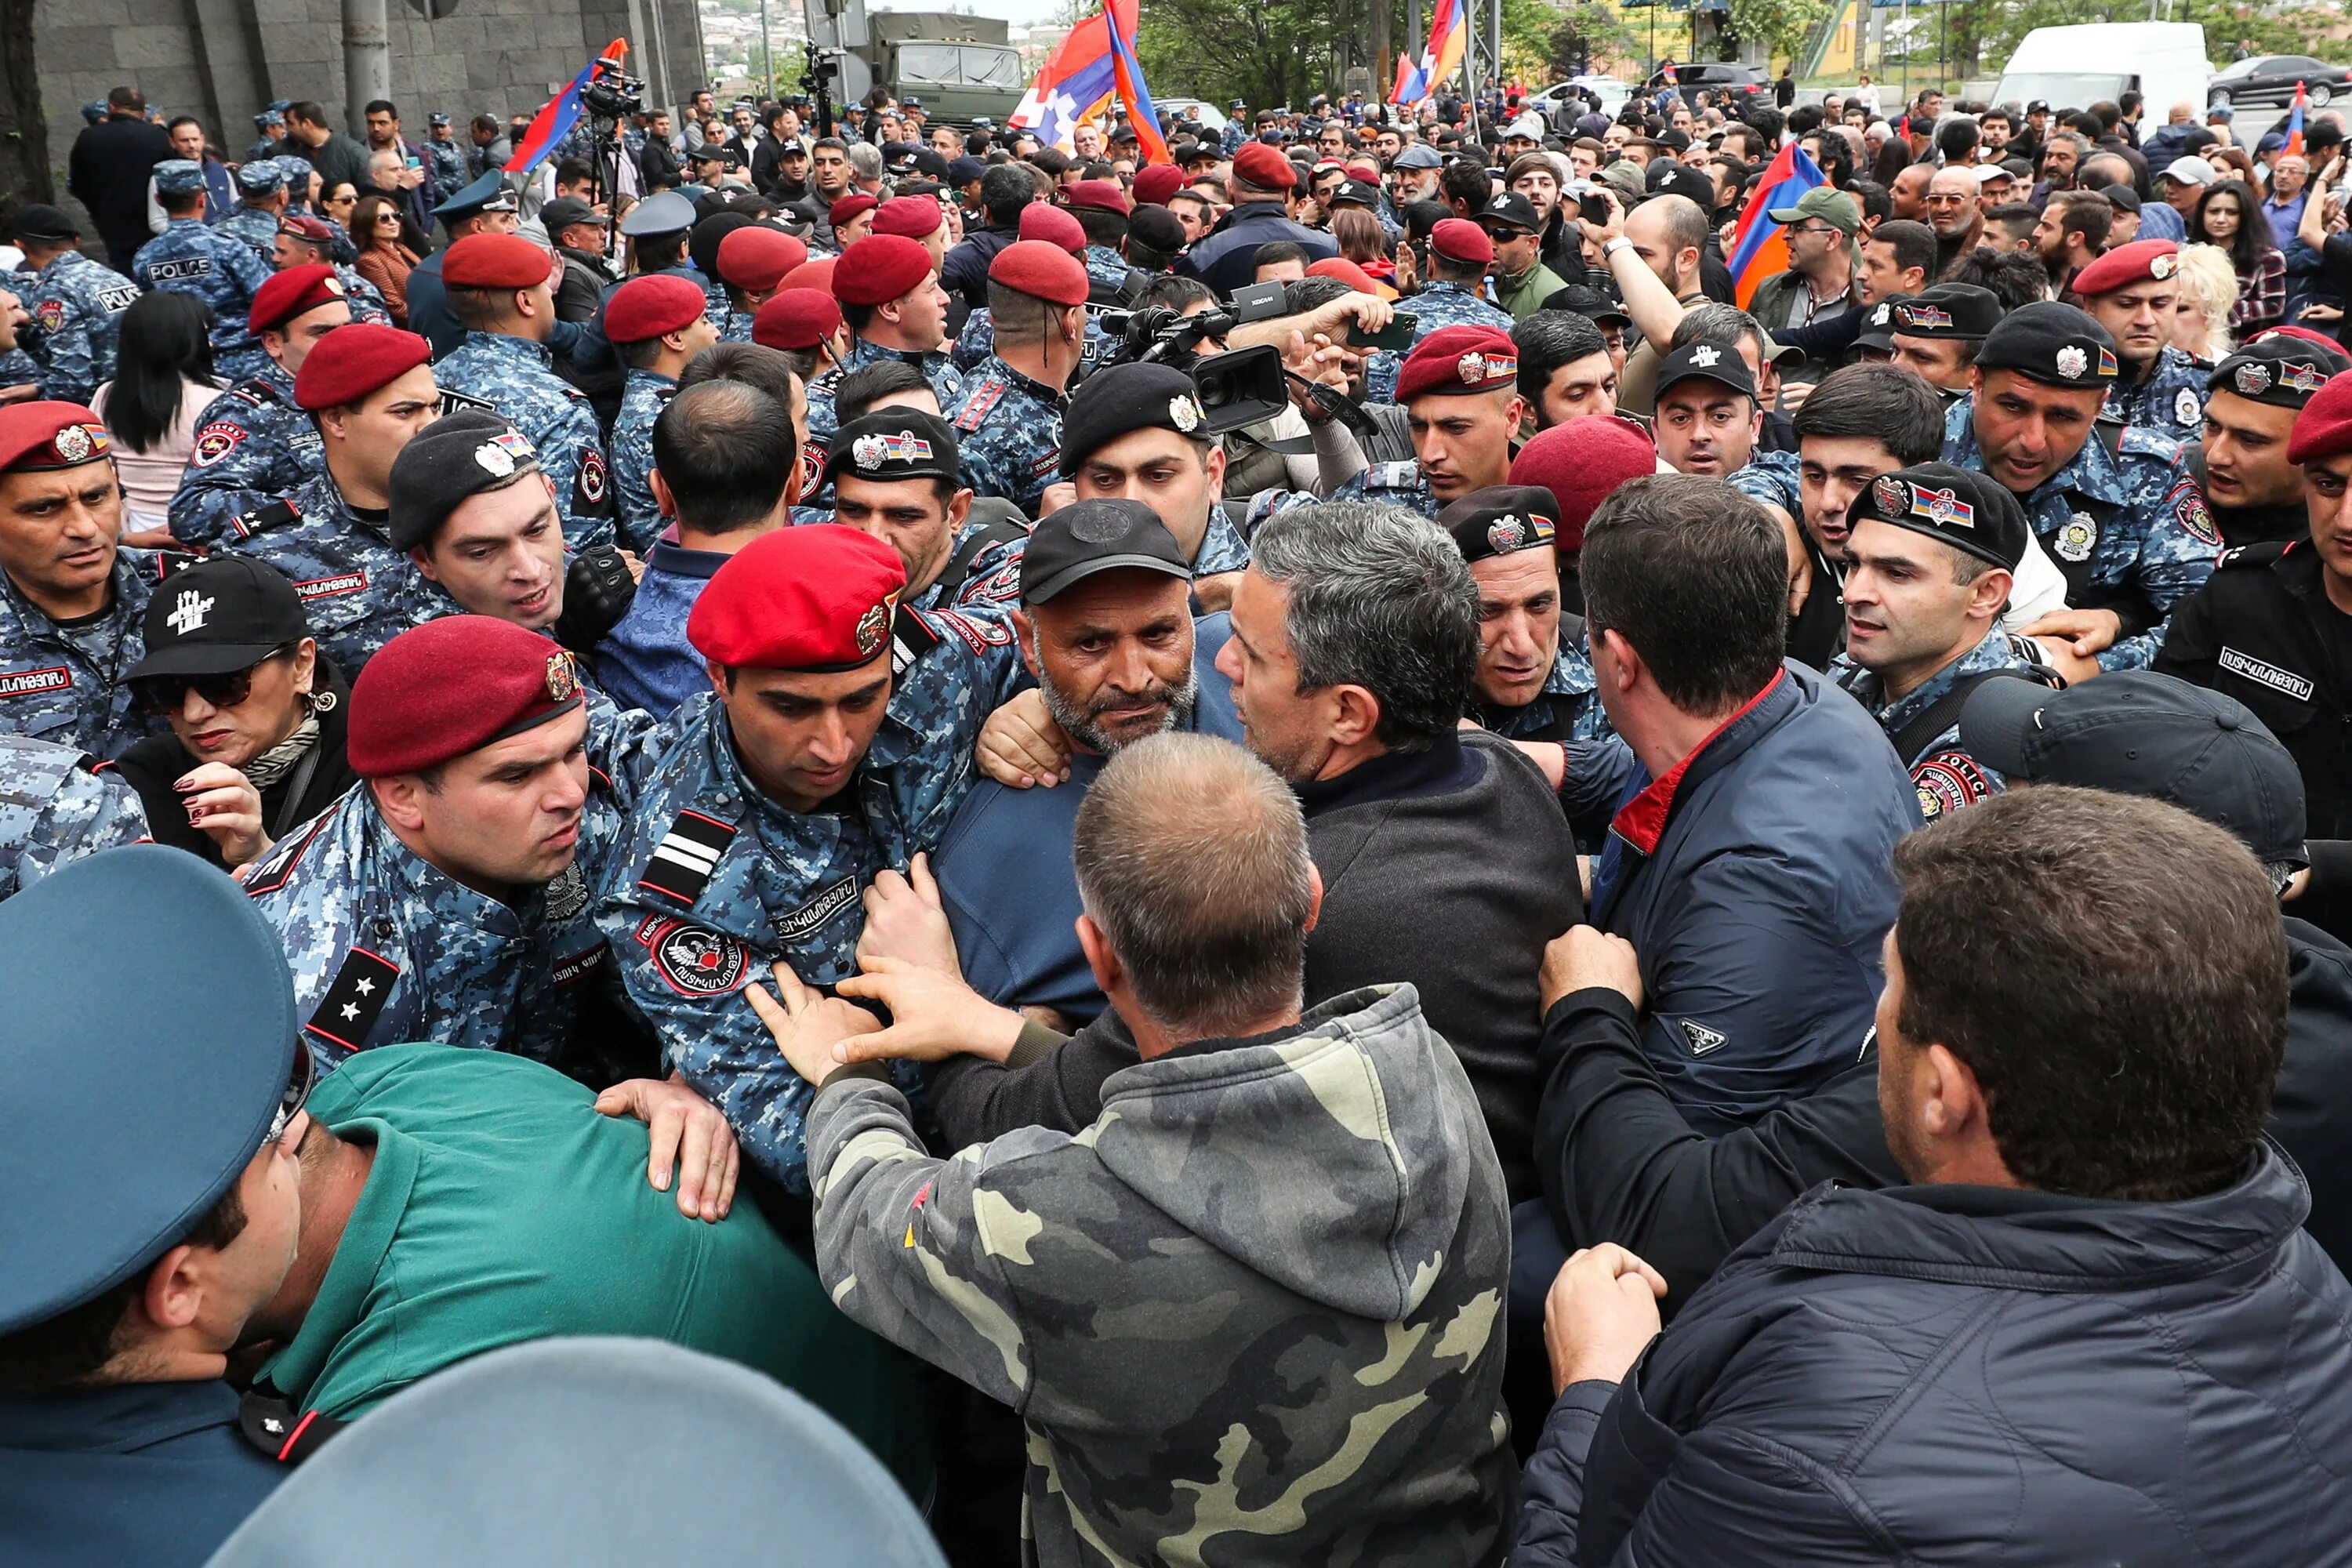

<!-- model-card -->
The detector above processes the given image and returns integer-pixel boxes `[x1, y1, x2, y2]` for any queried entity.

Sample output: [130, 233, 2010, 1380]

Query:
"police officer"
[7, 204, 137, 405]
[2155, 369, 2352, 839]
[216, 158, 290, 263]
[2198, 336, 2351, 547]
[946, 202, 1114, 374]
[942, 240, 1085, 516]
[604, 274, 720, 554]
[268, 213, 393, 332]
[1942, 301, 2219, 677]
[826, 407, 1025, 614]
[1438, 485, 1603, 746]
[0, 848, 306, 1567]
[424, 111, 469, 198]
[712, 224, 804, 343]
[593, 524, 1024, 1191]
[247, 103, 290, 163]
[1365, 219, 1515, 403]
[225, 323, 442, 673]
[1062, 179, 1135, 294]
[0, 403, 158, 757]
[1221, 100, 1250, 157]
[432, 233, 617, 550]
[805, 233, 965, 485]
[1829, 463, 2056, 818]
[168, 265, 349, 547]
[2073, 238, 2211, 443]
[0, 733, 147, 898]
[241, 616, 623, 1070]
[1886, 281, 2004, 400]
[1058, 361, 1256, 607]
[402, 170, 522, 361]
[134, 161, 272, 370]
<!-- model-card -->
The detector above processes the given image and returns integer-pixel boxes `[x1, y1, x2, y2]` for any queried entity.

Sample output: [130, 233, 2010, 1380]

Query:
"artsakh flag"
[2288, 82, 2307, 158]
[506, 38, 628, 175]
[1010, 0, 1142, 154]
[1728, 140, 1828, 310]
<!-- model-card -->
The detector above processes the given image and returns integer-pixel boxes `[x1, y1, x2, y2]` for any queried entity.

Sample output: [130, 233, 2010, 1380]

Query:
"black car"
[2209, 53, 2352, 110]
[1646, 63, 1770, 107]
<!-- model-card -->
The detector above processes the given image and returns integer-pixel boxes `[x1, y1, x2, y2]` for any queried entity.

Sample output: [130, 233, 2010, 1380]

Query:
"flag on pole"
[506, 38, 628, 175]
[1009, 0, 1146, 155]
[2288, 82, 2307, 157]
[1389, 52, 1421, 105]
[1394, 0, 1465, 107]
[1727, 140, 1828, 309]
[1104, 1, 1168, 165]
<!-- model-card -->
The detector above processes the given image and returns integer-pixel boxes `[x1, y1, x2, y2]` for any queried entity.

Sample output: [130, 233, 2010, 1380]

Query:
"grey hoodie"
[806, 982, 1517, 1566]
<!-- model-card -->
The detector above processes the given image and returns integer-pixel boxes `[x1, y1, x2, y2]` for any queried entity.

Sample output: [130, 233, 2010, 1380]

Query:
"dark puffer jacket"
[1512, 1146, 2352, 1566]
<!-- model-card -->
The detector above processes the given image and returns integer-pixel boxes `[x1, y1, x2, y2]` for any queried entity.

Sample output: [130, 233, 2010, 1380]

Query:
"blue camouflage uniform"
[133, 218, 273, 365]
[433, 332, 618, 550]
[1478, 637, 1605, 744]
[913, 517, 1028, 615]
[1830, 625, 2052, 819]
[948, 306, 1112, 373]
[1943, 394, 2218, 670]
[1366, 280, 1512, 404]
[2105, 345, 2212, 443]
[1219, 120, 1248, 157]
[0, 734, 149, 899]
[213, 204, 281, 264]
[15, 250, 139, 404]
[1250, 457, 1446, 524]
[944, 354, 1063, 514]
[1082, 244, 1129, 292]
[593, 609, 1025, 1190]
[803, 336, 967, 506]
[0, 348, 35, 390]
[1726, 448, 1802, 514]
[610, 368, 676, 555]
[425, 136, 469, 199]
[332, 263, 393, 327]
[167, 364, 326, 547]
[715, 308, 756, 343]
[0, 549, 159, 759]
[220, 470, 440, 674]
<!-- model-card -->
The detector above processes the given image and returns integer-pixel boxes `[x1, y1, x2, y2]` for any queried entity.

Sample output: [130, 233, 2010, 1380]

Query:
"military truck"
[806, 2, 1028, 125]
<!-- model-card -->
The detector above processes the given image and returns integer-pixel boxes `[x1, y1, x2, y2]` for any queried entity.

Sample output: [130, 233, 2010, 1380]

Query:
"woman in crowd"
[108, 557, 356, 872]
[89, 290, 216, 546]
[2170, 242, 2241, 360]
[320, 179, 362, 236]
[350, 193, 423, 327]
[2194, 178, 2285, 336]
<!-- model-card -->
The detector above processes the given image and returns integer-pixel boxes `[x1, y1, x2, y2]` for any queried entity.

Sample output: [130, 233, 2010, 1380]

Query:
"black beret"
[1437, 485, 1560, 564]
[1975, 301, 2118, 389]
[1057, 361, 1210, 475]
[1890, 282, 2004, 342]
[2210, 336, 2352, 410]
[823, 408, 963, 488]
[1846, 462, 2031, 571]
[389, 410, 543, 552]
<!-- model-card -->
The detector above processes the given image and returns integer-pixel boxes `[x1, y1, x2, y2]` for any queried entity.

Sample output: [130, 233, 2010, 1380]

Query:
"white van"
[1992, 22, 2210, 118]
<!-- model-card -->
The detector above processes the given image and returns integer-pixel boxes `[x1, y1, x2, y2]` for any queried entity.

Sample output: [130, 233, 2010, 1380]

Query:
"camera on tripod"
[580, 57, 645, 119]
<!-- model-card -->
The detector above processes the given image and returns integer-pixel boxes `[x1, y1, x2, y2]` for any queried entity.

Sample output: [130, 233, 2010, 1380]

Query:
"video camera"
[1087, 278, 1294, 434]
[579, 56, 645, 120]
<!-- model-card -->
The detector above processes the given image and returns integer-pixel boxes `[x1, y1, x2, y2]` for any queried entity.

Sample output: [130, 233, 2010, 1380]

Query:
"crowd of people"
[5, 53, 2352, 1566]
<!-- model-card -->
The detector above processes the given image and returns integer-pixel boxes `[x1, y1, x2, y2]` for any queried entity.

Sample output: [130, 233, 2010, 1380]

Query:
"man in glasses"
[1746, 187, 1862, 337]
[0, 847, 310, 1566]
[0, 401, 161, 758]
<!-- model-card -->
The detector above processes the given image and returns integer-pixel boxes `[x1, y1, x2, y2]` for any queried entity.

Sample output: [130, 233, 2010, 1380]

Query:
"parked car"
[1646, 62, 1771, 108]
[1156, 98, 1232, 133]
[1525, 76, 1634, 122]
[2209, 53, 2352, 109]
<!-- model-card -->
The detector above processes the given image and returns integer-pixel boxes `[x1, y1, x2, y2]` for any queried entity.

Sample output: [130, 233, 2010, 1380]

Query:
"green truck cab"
[858, 12, 1026, 125]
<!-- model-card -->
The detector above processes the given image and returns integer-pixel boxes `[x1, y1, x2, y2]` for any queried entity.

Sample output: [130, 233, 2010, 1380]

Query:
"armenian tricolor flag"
[1727, 140, 1828, 310]
[506, 38, 628, 176]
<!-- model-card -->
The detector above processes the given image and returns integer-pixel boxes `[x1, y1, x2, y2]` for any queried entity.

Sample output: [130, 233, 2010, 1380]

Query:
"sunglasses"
[267, 1045, 316, 1150]
[134, 646, 292, 713]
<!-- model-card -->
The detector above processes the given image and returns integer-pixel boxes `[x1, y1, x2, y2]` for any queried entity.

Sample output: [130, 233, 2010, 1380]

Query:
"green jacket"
[1493, 260, 1571, 321]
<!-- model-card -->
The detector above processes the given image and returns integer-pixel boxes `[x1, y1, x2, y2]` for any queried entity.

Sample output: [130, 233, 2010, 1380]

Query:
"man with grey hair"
[756, 731, 1518, 1566]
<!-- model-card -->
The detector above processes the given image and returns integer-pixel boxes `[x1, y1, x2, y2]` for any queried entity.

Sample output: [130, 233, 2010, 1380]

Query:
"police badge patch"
[648, 920, 749, 997]
[1913, 750, 1994, 819]
[2169, 479, 2219, 546]
[1486, 514, 1526, 552]
[2055, 512, 2097, 563]
[2174, 387, 2201, 430]
[2235, 360, 2273, 397]
[855, 600, 890, 657]
[191, 423, 245, 468]
[2055, 346, 2089, 381]
[576, 448, 609, 506]
[33, 299, 64, 332]
[543, 863, 590, 920]
[1457, 351, 1487, 384]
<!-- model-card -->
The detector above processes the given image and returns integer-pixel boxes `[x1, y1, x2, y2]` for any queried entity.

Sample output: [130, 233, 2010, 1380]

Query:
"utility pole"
[760, 0, 775, 93]
[342, 0, 390, 134]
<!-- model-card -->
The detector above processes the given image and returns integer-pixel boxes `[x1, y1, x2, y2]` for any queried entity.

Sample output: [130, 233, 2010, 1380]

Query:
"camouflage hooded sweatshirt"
[805, 982, 1517, 1567]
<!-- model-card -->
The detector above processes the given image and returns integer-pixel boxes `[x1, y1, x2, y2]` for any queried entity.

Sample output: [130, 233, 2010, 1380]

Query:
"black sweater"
[931, 731, 1581, 1200]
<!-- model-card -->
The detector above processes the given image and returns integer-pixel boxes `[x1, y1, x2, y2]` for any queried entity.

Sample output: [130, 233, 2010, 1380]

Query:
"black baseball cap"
[1656, 339, 1756, 400]
[1846, 463, 2031, 572]
[388, 409, 545, 551]
[1475, 192, 1542, 234]
[1959, 670, 2309, 871]
[537, 197, 608, 233]
[1020, 498, 1191, 604]
[128, 556, 312, 679]
[1544, 281, 1629, 326]
[8, 204, 78, 243]
[1891, 282, 2004, 343]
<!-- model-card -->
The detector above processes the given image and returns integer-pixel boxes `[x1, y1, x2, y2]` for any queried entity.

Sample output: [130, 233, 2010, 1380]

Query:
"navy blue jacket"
[1178, 201, 1339, 298]
[1584, 662, 1918, 1133]
[1511, 1146, 2352, 1566]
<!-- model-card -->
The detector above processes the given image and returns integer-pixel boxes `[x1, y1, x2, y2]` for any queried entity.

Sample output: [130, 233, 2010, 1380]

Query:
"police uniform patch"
[549, 942, 607, 988]
[96, 283, 139, 314]
[2218, 645, 2316, 702]
[2055, 512, 2097, 563]
[191, 423, 245, 467]
[639, 807, 737, 905]
[855, 600, 890, 657]
[1872, 474, 1910, 517]
[576, 447, 609, 507]
[543, 862, 590, 920]
[545, 648, 581, 702]
[293, 570, 367, 600]
[924, 605, 1015, 653]
[1486, 514, 1527, 552]
[303, 946, 402, 1054]
[0, 666, 72, 699]
[798, 441, 827, 501]
[772, 875, 861, 943]
[648, 920, 750, 996]
[2234, 360, 2273, 396]
[32, 298, 64, 332]
[437, 387, 499, 417]
[2055, 346, 2089, 380]
[953, 376, 1007, 433]
[2174, 387, 2201, 429]
[2169, 479, 2219, 546]
[1912, 750, 1994, 819]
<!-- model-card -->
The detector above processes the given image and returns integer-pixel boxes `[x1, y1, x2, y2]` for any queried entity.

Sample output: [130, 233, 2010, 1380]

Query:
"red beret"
[833, 234, 934, 307]
[2069, 238, 2181, 298]
[1395, 325, 1519, 404]
[441, 232, 555, 289]
[347, 615, 586, 777]
[292, 323, 432, 411]
[873, 195, 943, 239]
[1018, 201, 1086, 255]
[2257, 325, 2344, 355]
[1131, 164, 1185, 206]
[2286, 370, 2352, 464]
[988, 240, 1090, 307]
[1431, 218, 1494, 267]
[605, 274, 710, 343]
[249, 263, 349, 336]
[689, 524, 907, 672]
[0, 401, 112, 473]
[1063, 179, 1131, 215]
[1510, 416, 1658, 553]
[1346, 160, 1381, 183]
[828, 193, 879, 230]
[276, 214, 335, 247]
[779, 256, 837, 296]
[753, 288, 844, 351]
[716, 225, 806, 291]
[1306, 256, 1379, 294]
[1232, 142, 1298, 191]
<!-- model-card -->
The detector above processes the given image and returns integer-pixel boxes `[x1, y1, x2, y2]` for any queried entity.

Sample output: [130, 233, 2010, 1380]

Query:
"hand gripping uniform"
[0, 734, 148, 899]
[1943, 394, 2217, 670]
[15, 250, 138, 404]
[431, 332, 617, 550]
[132, 218, 273, 366]
[944, 353, 1064, 515]
[222, 469, 439, 675]
[167, 363, 328, 547]
[2106, 343, 2212, 442]
[608, 367, 676, 556]
[597, 590, 1024, 1193]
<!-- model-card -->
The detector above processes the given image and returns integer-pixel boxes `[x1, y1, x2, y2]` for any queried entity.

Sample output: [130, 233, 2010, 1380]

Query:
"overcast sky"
[889, 0, 1073, 27]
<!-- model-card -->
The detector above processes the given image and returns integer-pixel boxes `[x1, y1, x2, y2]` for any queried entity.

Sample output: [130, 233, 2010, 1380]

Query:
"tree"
[1548, 2, 1640, 80]
[1722, 0, 1832, 72]
[0, 0, 52, 208]
[1135, 0, 1356, 110]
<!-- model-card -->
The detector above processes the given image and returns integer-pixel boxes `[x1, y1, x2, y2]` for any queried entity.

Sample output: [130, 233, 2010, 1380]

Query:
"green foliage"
[1544, 0, 1642, 79]
[1134, 0, 1357, 109]
[1723, 0, 1832, 70]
